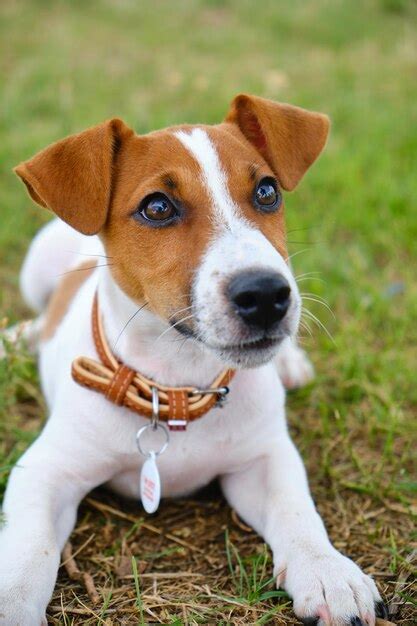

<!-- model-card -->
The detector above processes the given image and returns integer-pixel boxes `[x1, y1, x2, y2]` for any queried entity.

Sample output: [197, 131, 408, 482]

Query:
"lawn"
[0, 0, 416, 624]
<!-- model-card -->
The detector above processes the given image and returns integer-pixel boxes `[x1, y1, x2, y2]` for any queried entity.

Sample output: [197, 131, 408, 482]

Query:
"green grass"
[223, 531, 290, 623]
[224, 531, 287, 605]
[131, 556, 145, 624]
[0, 0, 416, 623]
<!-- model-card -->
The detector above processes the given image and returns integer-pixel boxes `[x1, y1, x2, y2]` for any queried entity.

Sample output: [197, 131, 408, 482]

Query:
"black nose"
[228, 271, 291, 330]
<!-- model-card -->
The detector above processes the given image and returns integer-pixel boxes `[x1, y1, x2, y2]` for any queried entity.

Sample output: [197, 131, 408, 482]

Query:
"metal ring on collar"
[151, 386, 159, 430]
[136, 422, 169, 458]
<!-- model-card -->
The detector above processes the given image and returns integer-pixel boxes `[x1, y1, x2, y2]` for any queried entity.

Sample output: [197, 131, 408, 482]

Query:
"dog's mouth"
[170, 316, 286, 367]
[170, 320, 283, 350]
[214, 335, 283, 353]
[210, 333, 287, 367]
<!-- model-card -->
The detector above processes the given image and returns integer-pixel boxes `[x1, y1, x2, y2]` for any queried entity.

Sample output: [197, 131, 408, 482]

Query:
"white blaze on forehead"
[174, 128, 242, 231]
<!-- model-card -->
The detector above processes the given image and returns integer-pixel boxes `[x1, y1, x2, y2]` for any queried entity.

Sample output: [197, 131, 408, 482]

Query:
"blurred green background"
[0, 0, 416, 621]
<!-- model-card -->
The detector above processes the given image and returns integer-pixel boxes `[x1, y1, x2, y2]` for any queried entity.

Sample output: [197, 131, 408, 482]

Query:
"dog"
[0, 94, 388, 625]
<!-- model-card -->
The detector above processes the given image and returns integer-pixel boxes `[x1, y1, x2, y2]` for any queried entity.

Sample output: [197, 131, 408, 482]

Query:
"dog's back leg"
[20, 218, 88, 314]
[1, 218, 99, 357]
[274, 336, 315, 389]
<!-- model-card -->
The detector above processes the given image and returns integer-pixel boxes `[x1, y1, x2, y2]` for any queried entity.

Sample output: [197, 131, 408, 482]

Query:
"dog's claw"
[375, 600, 389, 619]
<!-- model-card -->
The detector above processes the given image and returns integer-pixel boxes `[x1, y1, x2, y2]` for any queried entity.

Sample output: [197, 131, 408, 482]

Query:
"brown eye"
[137, 193, 178, 225]
[254, 177, 281, 212]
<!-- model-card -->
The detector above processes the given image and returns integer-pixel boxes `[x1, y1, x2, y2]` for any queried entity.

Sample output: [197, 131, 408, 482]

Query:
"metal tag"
[140, 451, 161, 514]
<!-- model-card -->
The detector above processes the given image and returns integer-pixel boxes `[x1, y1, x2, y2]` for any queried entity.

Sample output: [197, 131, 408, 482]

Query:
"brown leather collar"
[71, 293, 235, 430]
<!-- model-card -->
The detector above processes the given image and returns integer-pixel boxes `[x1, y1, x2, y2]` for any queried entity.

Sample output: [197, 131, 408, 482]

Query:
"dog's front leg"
[0, 419, 116, 626]
[221, 434, 386, 625]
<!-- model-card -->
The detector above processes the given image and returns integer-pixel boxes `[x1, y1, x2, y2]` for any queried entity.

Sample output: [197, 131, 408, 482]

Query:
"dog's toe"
[283, 548, 384, 626]
[374, 600, 389, 619]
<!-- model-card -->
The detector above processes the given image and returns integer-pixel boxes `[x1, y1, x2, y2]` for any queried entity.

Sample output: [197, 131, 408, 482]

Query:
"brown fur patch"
[41, 260, 97, 341]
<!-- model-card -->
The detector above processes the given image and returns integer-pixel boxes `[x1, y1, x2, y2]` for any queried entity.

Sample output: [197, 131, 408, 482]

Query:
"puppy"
[0, 94, 387, 625]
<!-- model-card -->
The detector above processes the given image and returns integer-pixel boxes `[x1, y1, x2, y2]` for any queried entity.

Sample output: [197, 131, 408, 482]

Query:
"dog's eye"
[137, 193, 178, 225]
[254, 178, 281, 212]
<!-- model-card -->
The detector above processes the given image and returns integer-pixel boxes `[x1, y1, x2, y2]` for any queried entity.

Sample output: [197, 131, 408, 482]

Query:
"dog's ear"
[14, 118, 134, 235]
[225, 94, 330, 191]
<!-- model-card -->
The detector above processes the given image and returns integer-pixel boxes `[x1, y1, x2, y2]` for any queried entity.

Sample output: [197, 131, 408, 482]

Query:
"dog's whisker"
[300, 294, 336, 319]
[302, 307, 335, 344]
[300, 291, 332, 307]
[155, 314, 195, 343]
[113, 302, 149, 350]
[298, 319, 313, 337]
[57, 263, 114, 277]
[65, 250, 113, 260]
[296, 276, 326, 284]
[295, 271, 322, 280]
[299, 290, 328, 301]
[176, 336, 192, 355]
[286, 248, 311, 262]
[168, 304, 193, 320]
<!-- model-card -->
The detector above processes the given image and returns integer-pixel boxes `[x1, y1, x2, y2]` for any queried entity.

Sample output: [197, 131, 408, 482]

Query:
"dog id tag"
[140, 451, 161, 514]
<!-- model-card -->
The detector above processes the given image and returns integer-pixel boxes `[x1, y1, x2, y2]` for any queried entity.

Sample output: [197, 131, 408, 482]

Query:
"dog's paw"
[274, 339, 314, 389]
[0, 595, 47, 626]
[0, 554, 49, 626]
[277, 548, 386, 625]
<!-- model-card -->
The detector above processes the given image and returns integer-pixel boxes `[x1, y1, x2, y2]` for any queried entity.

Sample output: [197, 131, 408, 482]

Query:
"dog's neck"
[97, 266, 226, 388]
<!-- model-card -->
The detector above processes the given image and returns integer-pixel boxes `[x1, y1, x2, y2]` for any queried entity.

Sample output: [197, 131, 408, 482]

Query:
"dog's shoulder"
[41, 259, 97, 342]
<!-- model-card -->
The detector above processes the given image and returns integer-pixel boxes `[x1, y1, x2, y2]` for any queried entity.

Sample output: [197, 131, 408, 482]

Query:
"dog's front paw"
[275, 339, 314, 389]
[277, 548, 387, 625]
[0, 594, 47, 626]
[0, 565, 48, 626]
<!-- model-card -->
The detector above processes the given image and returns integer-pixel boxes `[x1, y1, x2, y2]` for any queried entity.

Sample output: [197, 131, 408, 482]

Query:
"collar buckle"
[190, 386, 230, 397]
[191, 385, 230, 409]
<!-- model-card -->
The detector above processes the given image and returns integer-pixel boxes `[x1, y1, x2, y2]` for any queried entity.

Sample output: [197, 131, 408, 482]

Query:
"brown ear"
[14, 118, 133, 235]
[225, 94, 330, 191]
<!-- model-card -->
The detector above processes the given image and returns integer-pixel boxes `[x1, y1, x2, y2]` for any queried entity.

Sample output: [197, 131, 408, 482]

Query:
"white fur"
[0, 129, 382, 626]
[175, 128, 242, 230]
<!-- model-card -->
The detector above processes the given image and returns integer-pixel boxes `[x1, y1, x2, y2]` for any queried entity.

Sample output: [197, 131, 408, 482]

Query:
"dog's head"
[15, 95, 329, 368]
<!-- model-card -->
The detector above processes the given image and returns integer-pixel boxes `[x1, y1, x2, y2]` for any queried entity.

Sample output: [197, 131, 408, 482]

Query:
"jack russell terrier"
[0, 94, 388, 625]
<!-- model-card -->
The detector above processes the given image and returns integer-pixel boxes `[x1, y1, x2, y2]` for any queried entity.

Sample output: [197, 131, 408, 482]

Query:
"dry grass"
[45, 488, 415, 625]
